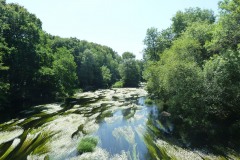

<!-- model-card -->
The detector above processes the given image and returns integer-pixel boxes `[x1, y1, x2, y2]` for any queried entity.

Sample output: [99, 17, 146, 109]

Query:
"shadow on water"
[0, 92, 107, 159]
[1, 89, 240, 160]
[92, 96, 173, 159]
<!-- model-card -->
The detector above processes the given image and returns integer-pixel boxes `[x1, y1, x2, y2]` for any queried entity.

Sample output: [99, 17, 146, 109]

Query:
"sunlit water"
[0, 88, 239, 160]
[95, 97, 153, 159]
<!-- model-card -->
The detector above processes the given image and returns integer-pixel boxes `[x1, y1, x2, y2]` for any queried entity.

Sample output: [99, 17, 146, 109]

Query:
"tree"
[122, 52, 136, 60]
[201, 50, 240, 145]
[181, 22, 214, 63]
[142, 0, 240, 147]
[52, 47, 77, 96]
[0, 2, 10, 110]
[207, 0, 240, 52]
[101, 65, 111, 88]
[78, 49, 96, 89]
[203, 51, 240, 140]
[171, 7, 215, 37]
[143, 27, 160, 61]
[143, 61, 162, 98]
[0, 1, 123, 110]
[119, 52, 140, 87]
[164, 35, 202, 65]
[0, 40, 10, 110]
[157, 28, 175, 53]
[1, 3, 43, 106]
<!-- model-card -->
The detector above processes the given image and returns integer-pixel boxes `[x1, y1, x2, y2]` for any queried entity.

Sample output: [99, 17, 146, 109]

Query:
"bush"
[112, 81, 123, 88]
[202, 51, 240, 146]
[145, 98, 153, 105]
[77, 137, 98, 153]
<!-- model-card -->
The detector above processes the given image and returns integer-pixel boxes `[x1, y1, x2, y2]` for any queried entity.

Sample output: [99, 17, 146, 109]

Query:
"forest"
[0, 0, 142, 112]
[0, 0, 240, 155]
[143, 0, 240, 147]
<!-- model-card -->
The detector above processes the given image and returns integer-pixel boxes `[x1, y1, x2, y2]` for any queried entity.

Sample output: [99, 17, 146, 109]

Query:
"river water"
[0, 88, 239, 160]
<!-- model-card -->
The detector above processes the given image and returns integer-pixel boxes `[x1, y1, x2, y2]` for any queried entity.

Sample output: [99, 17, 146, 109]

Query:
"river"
[0, 88, 239, 160]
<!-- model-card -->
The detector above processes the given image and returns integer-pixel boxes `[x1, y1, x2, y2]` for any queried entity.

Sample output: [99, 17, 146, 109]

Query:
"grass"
[77, 136, 98, 153]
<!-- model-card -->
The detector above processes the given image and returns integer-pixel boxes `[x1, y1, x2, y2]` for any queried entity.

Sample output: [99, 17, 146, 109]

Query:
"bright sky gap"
[6, 0, 219, 59]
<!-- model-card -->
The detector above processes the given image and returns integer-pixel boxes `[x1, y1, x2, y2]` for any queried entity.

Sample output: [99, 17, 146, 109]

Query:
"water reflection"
[1, 88, 239, 160]
[94, 97, 167, 160]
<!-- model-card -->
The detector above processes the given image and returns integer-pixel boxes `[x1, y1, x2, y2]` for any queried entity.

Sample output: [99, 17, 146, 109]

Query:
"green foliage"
[53, 47, 77, 96]
[207, 0, 240, 52]
[112, 81, 123, 88]
[164, 36, 202, 64]
[78, 49, 96, 89]
[0, 1, 122, 110]
[183, 22, 214, 61]
[171, 7, 215, 37]
[158, 49, 204, 125]
[143, 0, 240, 147]
[119, 54, 141, 87]
[0, 2, 44, 107]
[143, 61, 163, 98]
[77, 136, 98, 153]
[157, 28, 175, 54]
[143, 27, 175, 62]
[144, 98, 153, 105]
[0, 40, 10, 110]
[202, 51, 240, 144]
[122, 52, 136, 60]
[143, 27, 160, 61]
[101, 65, 112, 88]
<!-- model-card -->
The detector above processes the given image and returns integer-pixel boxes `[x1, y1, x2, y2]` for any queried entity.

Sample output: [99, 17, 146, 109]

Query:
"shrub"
[145, 98, 153, 105]
[77, 136, 98, 153]
[112, 81, 123, 88]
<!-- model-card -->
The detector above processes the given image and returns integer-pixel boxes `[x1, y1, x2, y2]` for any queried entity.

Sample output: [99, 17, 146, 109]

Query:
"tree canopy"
[0, 1, 142, 111]
[143, 0, 240, 147]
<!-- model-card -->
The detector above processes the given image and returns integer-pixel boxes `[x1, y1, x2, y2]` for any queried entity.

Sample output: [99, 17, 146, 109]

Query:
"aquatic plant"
[144, 133, 160, 159]
[155, 139, 221, 160]
[0, 120, 21, 131]
[111, 151, 128, 160]
[146, 119, 162, 136]
[77, 136, 98, 153]
[100, 110, 113, 119]
[131, 144, 139, 160]
[4, 129, 55, 160]
[122, 108, 136, 120]
[112, 126, 135, 144]
[72, 147, 109, 160]
[0, 127, 24, 145]
[0, 138, 20, 160]
[71, 124, 86, 138]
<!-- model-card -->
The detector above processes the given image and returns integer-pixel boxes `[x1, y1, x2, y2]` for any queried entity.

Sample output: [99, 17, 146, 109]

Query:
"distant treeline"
[0, 0, 142, 111]
[143, 0, 240, 147]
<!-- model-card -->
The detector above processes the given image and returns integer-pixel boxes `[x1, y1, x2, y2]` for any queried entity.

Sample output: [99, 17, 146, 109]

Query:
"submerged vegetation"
[0, 0, 240, 159]
[77, 136, 98, 153]
[0, 86, 239, 159]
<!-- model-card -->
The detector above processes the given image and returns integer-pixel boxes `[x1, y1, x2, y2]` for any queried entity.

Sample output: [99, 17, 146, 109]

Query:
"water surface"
[0, 88, 239, 160]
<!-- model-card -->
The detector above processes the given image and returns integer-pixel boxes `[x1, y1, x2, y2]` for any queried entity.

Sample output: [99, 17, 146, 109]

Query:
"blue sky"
[6, 0, 220, 59]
